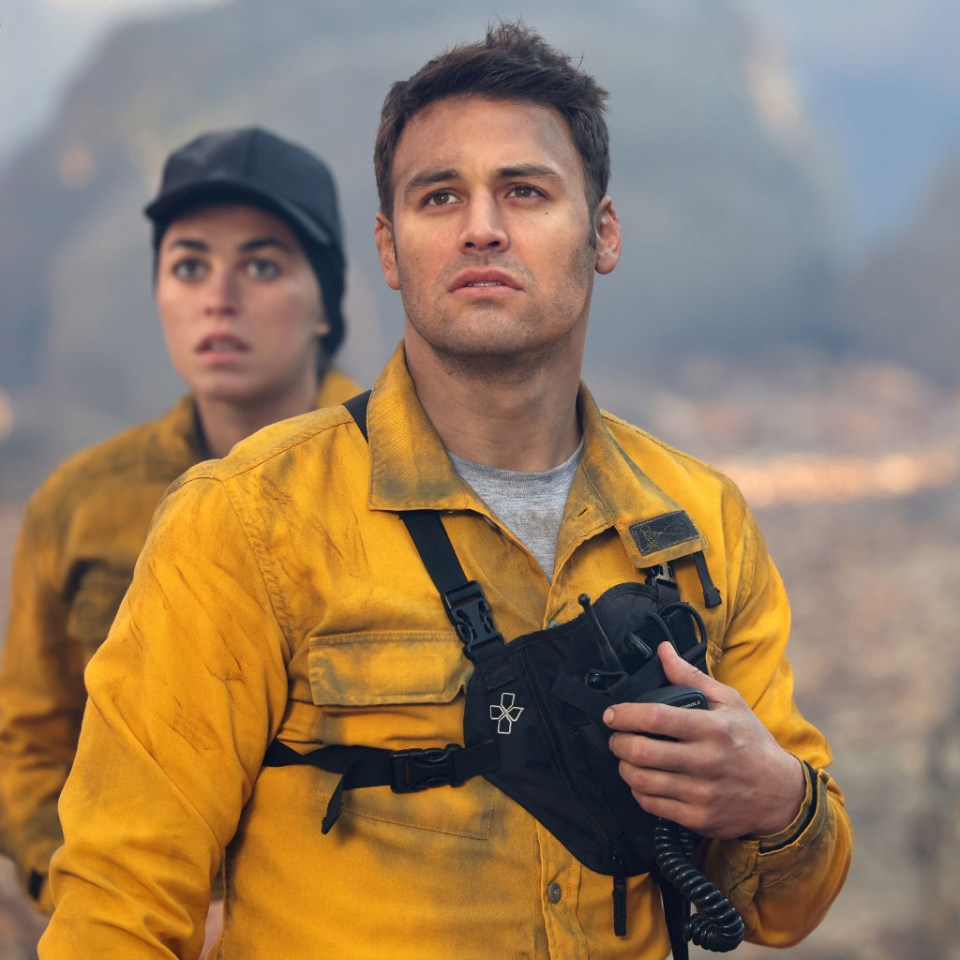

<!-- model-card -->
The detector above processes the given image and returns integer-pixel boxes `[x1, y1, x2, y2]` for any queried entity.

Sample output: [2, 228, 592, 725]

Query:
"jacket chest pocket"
[307, 631, 497, 840]
[67, 566, 132, 663]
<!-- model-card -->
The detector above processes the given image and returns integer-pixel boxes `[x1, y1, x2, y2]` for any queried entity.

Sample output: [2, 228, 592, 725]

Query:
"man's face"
[155, 203, 326, 408]
[375, 96, 620, 370]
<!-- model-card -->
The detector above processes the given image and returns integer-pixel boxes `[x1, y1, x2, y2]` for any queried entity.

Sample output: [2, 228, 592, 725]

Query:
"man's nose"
[459, 195, 509, 252]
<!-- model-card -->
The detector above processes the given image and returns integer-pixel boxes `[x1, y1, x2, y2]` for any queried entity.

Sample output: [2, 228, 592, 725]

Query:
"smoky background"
[2, 1, 960, 956]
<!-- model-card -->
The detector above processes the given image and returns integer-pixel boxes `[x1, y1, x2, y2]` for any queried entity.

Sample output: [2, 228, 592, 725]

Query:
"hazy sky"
[2, 0, 959, 249]
[0, 0, 222, 164]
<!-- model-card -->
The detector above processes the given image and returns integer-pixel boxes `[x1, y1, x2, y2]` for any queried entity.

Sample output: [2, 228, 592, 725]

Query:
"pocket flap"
[308, 632, 470, 706]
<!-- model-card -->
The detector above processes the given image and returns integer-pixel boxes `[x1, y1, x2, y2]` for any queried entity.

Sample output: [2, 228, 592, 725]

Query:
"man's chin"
[429, 338, 558, 379]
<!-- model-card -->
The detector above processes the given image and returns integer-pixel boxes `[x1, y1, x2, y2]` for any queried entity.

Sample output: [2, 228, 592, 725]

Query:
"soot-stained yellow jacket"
[0, 367, 360, 912]
[40, 347, 851, 959]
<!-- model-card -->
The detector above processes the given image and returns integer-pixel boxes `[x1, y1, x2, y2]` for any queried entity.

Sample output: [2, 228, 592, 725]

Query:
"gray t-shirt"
[449, 442, 584, 579]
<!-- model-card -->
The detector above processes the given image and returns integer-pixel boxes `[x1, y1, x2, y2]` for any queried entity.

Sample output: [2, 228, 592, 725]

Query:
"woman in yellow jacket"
[0, 127, 360, 913]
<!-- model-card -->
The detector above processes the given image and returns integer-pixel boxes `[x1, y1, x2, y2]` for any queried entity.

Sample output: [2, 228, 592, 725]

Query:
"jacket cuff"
[699, 763, 834, 906]
[751, 759, 819, 854]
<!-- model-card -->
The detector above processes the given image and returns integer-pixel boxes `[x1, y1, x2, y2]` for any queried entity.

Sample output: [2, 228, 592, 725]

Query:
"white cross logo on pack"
[489, 692, 525, 734]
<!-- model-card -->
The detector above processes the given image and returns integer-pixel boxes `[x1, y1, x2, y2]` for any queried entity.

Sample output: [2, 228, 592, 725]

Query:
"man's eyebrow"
[404, 168, 459, 198]
[496, 163, 563, 181]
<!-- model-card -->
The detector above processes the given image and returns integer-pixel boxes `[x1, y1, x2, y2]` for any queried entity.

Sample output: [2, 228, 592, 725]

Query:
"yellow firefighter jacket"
[0, 367, 360, 912]
[40, 347, 851, 959]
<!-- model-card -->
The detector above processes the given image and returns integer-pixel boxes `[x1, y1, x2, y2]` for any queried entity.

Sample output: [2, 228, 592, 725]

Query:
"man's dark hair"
[374, 21, 610, 218]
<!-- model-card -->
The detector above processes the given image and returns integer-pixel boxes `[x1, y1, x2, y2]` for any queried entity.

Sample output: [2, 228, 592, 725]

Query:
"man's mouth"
[451, 270, 520, 292]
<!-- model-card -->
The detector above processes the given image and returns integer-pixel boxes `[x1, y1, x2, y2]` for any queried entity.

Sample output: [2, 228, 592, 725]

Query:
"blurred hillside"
[767, 0, 960, 250]
[3, 1, 960, 958]
[0, 0, 842, 494]
[838, 153, 960, 385]
[6, 0, 960, 495]
[3, 1, 958, 497]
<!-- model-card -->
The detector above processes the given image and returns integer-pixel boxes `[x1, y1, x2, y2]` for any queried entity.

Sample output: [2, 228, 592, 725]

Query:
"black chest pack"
[263, 393, 745, 956]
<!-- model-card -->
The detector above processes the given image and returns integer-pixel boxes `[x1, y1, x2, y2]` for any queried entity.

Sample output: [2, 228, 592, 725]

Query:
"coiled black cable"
[653, 819, 746, 952]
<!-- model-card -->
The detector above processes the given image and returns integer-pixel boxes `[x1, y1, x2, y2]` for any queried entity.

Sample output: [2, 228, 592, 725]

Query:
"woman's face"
[155, 203, 326, 410]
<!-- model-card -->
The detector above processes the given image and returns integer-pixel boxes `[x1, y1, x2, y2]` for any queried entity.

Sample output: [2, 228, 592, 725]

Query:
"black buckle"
[645, 562, 677, 588]
[390, 745, 464, 794]
[442, 581, 504, 658]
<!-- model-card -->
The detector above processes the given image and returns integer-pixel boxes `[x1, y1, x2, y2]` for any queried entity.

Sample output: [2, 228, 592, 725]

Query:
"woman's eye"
[247, 259, 280, 280]
[172, 259, 207, 281]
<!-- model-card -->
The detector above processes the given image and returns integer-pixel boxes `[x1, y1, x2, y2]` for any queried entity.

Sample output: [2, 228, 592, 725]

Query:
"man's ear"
[594, 196, 622, 276]
[374, 213, 401, 291]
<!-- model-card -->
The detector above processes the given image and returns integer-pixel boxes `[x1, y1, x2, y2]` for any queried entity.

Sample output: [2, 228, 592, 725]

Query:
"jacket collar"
[316, 365, 360, 408]
[144, 366, 357, 481]
[142, 394, 208, 481]
[366, 345, 706, 571]
[567, 391, 707, 570]
[367, 346, 481, 514]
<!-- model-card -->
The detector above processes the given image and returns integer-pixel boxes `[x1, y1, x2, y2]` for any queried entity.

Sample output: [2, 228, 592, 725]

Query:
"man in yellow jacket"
[39, 24, 851, 960]
[0, 126, 359, 915]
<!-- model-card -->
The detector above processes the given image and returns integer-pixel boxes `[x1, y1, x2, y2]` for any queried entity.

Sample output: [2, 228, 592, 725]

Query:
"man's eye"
[172, 259, 206, 281]
[424, 190, 458, 207]
[509, 185, 542, 199]
[247, 259, 280, 280]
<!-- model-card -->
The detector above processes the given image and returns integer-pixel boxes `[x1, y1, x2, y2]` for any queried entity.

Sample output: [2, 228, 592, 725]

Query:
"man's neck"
[404, 338, 583, 472]
[194, 382, 317, 458]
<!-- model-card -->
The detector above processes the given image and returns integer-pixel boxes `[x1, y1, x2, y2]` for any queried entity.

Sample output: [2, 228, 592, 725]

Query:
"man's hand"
[604, 642, 806, 840]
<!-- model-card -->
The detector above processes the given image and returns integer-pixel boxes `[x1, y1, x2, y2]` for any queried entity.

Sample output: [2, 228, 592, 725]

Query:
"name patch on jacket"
[629, 511, 699, 555]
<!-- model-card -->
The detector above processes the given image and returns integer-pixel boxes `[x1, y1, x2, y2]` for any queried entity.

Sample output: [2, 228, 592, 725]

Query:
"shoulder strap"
[343, 392, 468, 600]
[343, 391, 504, 665]
[342, 390, 480, 599]
[402, 511, 507, 666]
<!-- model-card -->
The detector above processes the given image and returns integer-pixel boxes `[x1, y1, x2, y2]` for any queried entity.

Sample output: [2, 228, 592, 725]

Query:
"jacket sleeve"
[699, 507, 853, 947]
[39, 475, 292, 959]
[0, 497, 85, 914]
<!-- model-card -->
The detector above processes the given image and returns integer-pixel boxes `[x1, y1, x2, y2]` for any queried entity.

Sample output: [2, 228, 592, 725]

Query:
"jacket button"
[547, 881, 562, 903]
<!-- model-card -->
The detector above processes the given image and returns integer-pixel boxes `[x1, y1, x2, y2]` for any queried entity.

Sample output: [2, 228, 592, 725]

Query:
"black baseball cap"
[145, 127, 347, 355]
